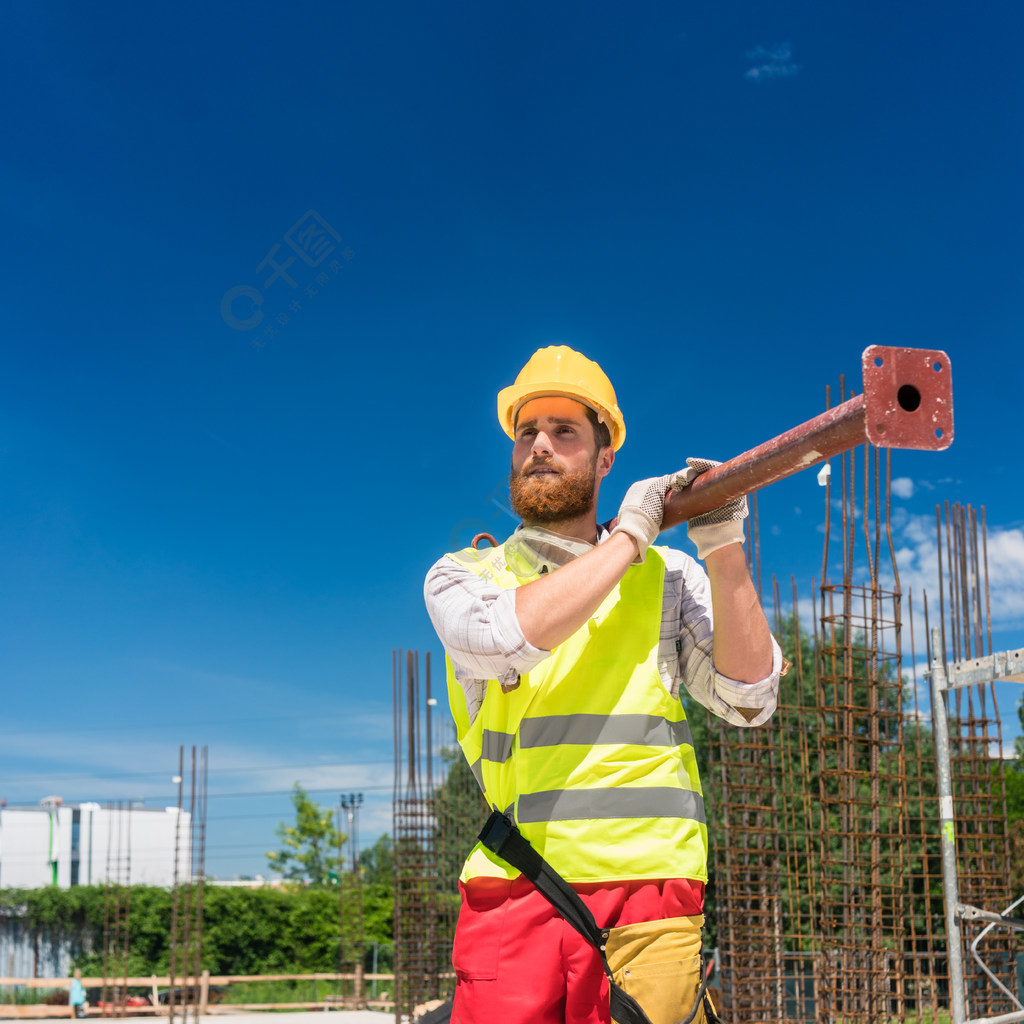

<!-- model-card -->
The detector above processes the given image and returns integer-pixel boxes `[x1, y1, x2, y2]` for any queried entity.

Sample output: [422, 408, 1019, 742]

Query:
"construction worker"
[424, 346, 781, 1024]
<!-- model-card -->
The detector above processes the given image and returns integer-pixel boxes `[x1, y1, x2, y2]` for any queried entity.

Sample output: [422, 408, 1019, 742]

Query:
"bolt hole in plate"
[862, 345, 954, 451]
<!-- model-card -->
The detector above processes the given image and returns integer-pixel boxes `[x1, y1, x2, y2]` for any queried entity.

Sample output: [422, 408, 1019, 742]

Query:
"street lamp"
[339, 793, 365, 997]
[340, 793, 363, 873]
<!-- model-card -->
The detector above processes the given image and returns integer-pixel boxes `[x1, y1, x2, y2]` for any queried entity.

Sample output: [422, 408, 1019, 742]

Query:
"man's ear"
[597, 446, 614, 479]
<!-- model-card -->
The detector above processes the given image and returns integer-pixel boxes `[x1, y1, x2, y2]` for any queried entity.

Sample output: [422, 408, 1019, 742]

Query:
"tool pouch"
[605, 916, 716, 1024]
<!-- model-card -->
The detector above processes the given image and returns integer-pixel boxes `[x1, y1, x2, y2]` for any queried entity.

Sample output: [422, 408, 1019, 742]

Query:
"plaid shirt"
[425, 527, 780, 727]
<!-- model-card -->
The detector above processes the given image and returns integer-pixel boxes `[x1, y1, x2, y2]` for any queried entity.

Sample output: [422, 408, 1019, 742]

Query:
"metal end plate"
[862, 346, 954, 451]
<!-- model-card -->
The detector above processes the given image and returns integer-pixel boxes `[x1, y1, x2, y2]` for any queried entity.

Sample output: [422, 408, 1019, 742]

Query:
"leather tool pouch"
[605, 916, 716, 1024]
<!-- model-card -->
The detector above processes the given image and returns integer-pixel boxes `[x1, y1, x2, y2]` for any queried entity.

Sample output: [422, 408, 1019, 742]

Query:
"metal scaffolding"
[925, 502, 1019, 1024]
[400, 354, 1018, 1022]
[392, 649, 487, 1021]
[168, 744, 208, 1024]
[816, 444, 909, 1019]
[709, 435, 1014, 1019]
[100, 800, 132, 1018]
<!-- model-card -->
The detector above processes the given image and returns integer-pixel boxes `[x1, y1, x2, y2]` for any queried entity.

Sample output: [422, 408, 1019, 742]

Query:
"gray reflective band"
[469, 758, 485, 791]
[518, 713, 693, 751]
[481, 729, 515, 764]
[516, 787, 705, 824]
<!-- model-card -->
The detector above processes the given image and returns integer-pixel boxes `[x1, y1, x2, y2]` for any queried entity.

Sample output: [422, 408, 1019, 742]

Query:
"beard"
[508, 458, 598, 525]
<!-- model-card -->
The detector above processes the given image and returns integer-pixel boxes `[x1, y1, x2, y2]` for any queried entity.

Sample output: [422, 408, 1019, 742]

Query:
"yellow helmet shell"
[497, 345, 626, 451]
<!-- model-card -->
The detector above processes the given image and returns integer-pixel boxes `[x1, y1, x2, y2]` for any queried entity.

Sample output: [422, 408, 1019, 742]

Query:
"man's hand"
[611, 469, 690, 563]
[680, 457, 748, 560]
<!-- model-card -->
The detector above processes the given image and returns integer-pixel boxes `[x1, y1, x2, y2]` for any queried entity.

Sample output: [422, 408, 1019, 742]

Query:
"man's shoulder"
[426, 542, 510, 588]
[444, 542, 507, 570]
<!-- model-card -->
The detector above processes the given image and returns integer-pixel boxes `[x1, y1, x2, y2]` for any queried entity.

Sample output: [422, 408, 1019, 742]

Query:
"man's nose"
[531, 430, 553, 455]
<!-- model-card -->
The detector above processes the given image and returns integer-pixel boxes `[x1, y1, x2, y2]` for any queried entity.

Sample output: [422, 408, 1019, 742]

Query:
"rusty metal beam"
[661, 345, 953, 529]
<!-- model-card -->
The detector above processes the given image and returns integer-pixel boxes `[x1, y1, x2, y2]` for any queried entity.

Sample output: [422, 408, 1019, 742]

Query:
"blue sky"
[1, 2, 1022, 879]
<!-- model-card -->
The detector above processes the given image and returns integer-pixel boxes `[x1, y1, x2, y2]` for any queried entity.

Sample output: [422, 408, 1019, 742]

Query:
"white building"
[0, 798, 191, 888]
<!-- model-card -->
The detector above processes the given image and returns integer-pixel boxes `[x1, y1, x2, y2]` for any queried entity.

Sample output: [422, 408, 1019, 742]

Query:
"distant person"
[70, 969, 87, 1019]
[425, 346, 781, 1023]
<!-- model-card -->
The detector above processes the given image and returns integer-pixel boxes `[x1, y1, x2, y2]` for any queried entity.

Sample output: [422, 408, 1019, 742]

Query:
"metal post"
[341, 791, 364, 996]
[930, 626, 966, 1024]
[198, 970, 209, 1017]
[659, 345, 953, 529]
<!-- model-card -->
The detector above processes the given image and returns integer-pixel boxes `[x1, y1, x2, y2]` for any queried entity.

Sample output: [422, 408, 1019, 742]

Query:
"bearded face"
[508, 455, 599, 524]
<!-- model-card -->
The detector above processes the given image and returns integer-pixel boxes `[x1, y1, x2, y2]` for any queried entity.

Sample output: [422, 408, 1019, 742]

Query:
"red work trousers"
[450, 874, 704, 1024]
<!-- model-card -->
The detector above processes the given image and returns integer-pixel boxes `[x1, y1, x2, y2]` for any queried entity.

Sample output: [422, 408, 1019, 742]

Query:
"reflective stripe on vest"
[444, 539, 707, 885]
[519, 712, 694, 751]
[516, 786, 705, 824]
[478, 714, 693, 763]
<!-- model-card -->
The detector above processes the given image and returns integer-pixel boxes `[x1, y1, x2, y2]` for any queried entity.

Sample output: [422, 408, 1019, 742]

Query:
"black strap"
[478, 809, 606, 950]
[478, 810, 717, 1024]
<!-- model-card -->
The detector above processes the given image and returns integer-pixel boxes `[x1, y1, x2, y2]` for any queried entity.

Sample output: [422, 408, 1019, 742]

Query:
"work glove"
[682, 457, 748, 560]
[612, 469, 690, 563]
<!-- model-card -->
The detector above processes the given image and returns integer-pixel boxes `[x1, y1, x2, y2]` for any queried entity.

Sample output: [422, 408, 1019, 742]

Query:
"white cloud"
[747, 44, 793, 61]
[745, 44, 800, 81]
[746, 64, 800, 81]
[882, 514, 1024, 631]
[891, 477, 915, 499]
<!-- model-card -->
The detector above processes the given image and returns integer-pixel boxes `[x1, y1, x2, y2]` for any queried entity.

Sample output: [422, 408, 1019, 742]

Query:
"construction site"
[390, 350, 1023, 1024]
[3, 351, 1020, 1024]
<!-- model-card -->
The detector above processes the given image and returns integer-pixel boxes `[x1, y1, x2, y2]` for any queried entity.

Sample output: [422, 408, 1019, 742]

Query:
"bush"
[0, 881, 393, 977]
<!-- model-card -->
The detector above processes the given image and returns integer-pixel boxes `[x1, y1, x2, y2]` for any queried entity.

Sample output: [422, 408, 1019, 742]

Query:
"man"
[424, 346, 781, 1024]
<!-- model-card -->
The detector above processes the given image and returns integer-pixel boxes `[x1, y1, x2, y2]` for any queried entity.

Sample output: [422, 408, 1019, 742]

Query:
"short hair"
[584, 406, 612, 449]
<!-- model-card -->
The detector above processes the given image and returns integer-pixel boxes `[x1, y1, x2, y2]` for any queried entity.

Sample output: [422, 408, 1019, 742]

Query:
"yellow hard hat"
[497, 345, 626, 451]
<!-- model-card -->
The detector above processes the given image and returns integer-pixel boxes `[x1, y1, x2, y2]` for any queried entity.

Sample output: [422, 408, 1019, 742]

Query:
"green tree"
[0, 883, 392, 978]
[361, 877, 395, 972]
[1015, 691, 1024, 766]
[360, 833, 394, 887]
[435, 748, 488, 894]
[266, 783, 345, 886]
[1004, 694, 1024, 894]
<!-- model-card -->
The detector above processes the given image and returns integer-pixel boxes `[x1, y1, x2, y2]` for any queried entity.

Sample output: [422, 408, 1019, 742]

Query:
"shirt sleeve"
[659, 545, 781, 728]
[423, 554, 550, 688]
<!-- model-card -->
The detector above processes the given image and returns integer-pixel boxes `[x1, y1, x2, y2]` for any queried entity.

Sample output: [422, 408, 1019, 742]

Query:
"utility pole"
[341, 793, 365, 1002]
[336, 803, 345, 976]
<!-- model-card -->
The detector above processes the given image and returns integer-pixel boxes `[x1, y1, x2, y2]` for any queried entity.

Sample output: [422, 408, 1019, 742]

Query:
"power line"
[26, 710, 396, 733]
[0, 758, 394, 784]
[9, 785, 397, 803]
[198, 785, 393, 799]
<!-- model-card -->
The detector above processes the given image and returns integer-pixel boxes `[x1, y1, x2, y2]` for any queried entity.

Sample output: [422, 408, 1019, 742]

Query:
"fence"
[0, 972, 398, 1018]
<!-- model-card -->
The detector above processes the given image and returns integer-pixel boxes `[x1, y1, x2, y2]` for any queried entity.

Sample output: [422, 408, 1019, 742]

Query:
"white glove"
[682, 457, 748, 559]
[612, 469, 690, 563]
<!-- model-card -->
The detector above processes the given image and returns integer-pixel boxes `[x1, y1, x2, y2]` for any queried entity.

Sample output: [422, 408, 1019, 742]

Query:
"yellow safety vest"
[445, 540, 707, 886]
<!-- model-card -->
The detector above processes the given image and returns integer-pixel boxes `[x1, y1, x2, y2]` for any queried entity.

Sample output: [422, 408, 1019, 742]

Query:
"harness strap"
[478, 810, 720, 1024]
